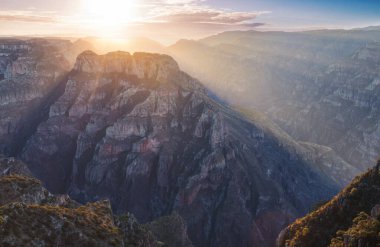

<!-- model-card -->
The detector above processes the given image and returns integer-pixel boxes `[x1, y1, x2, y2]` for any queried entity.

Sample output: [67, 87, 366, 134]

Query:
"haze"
[1, 0, 380, 44]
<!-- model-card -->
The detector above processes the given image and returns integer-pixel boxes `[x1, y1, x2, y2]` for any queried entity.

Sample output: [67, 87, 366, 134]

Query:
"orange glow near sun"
[82, 0, 138, 38]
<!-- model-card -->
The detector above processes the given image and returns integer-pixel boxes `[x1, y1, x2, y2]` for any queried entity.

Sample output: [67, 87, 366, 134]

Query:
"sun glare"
[82, 0, 138, 37]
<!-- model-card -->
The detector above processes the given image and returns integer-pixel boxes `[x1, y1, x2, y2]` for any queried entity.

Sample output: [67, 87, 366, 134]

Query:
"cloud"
[161, 0, 203, 3]
[0, 0, 269, 43]
[156, 10, 262, 25]
[144, 4, 270, 26]
[0, 11, 57, 23]
[128, 1, 269, 42]
[0, 15, 56, 23]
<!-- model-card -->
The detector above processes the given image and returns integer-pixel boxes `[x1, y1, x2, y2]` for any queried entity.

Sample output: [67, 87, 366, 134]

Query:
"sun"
[82, 0, 138, 36]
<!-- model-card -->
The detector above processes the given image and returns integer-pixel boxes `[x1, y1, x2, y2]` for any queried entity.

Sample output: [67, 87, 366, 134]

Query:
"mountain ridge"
[14, 49, 345, 247]
[0, 38, 366, 246]
[167, 29, 380, 171]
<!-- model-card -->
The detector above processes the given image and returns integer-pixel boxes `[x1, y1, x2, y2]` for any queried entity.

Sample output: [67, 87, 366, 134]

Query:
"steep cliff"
[19, 50, 344, 247]
[0, 38, 92, 156]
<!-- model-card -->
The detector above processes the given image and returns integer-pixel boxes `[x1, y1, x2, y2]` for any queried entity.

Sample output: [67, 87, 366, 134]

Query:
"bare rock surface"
[20, 51, 342, 247]
[0, 38, 92, 156]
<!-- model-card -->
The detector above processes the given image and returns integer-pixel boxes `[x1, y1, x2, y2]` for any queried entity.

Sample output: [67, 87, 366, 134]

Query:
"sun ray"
[81, 0, 138, 38]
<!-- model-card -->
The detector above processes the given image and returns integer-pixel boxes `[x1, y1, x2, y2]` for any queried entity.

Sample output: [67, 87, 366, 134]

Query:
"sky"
[0, 0, 379, 44]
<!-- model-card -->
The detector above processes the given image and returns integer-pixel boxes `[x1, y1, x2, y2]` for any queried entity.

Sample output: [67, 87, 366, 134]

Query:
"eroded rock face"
[0, 38, 92, 156]
[20, 51, 341, 247]
[168, 30, 380, 171]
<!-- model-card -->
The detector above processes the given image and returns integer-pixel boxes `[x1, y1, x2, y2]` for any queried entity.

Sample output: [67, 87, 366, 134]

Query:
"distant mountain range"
[0, 26, 380, 246]
[0, 37, 359, 247]
[167, 27, 380, 171]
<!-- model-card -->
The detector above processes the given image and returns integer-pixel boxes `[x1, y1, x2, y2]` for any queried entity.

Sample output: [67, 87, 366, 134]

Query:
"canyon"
[0, 37, 361, 246]
[168, 27, 380, 171]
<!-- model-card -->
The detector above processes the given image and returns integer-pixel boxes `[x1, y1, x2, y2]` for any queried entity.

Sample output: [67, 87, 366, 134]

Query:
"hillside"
[277, 161, 380, 247]
[0, 166, 192, 247]
[0, 39, 362, 246]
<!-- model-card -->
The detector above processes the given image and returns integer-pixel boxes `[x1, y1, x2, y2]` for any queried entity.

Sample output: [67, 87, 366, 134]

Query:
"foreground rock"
[277, 161, 380, 247]
[0, 173, 191, 247]
[19, 50, 343, 247]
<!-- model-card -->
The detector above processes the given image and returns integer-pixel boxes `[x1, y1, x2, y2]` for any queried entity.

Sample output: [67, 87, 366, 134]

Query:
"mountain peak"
[74, 50, 179, 80]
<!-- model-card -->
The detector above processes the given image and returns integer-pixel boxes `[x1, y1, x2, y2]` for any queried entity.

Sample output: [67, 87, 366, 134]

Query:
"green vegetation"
[279, 165, 380, 247]
[116, 213, 158, 247]
[0, 202, 123, 247]
[146, 212, 193, 247]
[0, 173, 192, 247]
[0, 174, 168, 247]
[330, 212, 380, 247]
[0, 175, 44, 204]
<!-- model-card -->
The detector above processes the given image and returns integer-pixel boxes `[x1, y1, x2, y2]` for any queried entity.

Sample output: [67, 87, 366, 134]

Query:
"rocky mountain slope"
[0, 162, 192, 247]
[0, 38, 92, 156]
[0, 37, 364, 246]
[277, 162, 380, 247]
[12, 49, 350, 247]
[167, 28, 380, 170]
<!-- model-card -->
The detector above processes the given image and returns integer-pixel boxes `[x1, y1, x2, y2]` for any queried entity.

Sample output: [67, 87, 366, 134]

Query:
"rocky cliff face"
[17, 50, 346, 247]
[168, 29, 380, 171]
[270, 43, 380, 171]
[0, 39, 92, 156]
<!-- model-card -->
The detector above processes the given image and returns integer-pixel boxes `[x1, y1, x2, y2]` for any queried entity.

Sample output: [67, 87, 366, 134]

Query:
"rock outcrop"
[0, 155, 33, 176]
[19, 50, 343, 247]
[0, 167, 191, 247]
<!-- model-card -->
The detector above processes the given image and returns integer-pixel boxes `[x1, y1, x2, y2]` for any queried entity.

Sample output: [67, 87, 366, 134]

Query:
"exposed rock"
[146, 212, 193, 247]
[168, 30, 380, 171]
[0, 155, 32, 176]
[371, 204, 380, 218]
[0, 38, 92, 156]
[20, 51, 342, 247]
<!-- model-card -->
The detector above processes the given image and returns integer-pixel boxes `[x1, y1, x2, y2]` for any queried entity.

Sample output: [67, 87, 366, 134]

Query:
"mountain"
[0, 165, 192, 247]
[84, 37, 165, 54]
[167, 29, 380, 170]
[0, 38, 92, 156]
[0, 38, 362, 246]
[0, 44, 351, 246]
[277, 162, 380, 247]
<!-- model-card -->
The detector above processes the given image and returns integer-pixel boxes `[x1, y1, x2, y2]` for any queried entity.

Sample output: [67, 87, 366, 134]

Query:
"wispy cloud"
[0, 14, 56, 23]
[0, 0, 270, 42]
[153, 9, 268, 25]
[140, 0, 270, 26]
[0, 11, 57, 23]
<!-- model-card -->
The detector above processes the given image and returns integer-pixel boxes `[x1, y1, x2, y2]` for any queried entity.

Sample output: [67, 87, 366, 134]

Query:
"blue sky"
[0, 0, 379, 42]
[207, 0, 380, 28]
